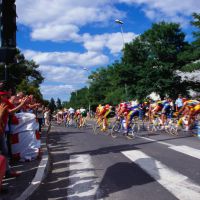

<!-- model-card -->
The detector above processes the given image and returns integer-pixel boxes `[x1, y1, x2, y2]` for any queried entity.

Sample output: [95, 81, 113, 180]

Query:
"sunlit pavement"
[30, 123, 200, 200]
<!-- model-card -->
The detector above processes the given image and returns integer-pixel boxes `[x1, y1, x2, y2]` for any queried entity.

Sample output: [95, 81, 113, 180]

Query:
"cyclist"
[126, 100, 140, 132]
[149, 99, 163, 123]
[116, 101, 131, 133]
[80, 107, 87, 127]
[177, 99, 200, 131]
[160, 98, 172, 128]
[68, 107, 75, 119]
[96, 104, 104, 125]
[74, 109, 82, 127]
[99, 104, 112, 131]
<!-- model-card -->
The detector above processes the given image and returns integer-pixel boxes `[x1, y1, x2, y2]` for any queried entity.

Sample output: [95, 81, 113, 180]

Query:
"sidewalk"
[0, 125, 51, 200]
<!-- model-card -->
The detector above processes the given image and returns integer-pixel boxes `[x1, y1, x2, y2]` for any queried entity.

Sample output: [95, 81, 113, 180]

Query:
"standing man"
[175, 94, 183, 112]
[36, 104, 44, 133]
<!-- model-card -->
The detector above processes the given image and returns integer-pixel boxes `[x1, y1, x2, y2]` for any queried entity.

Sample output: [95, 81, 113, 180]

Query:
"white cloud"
[119, 0, 200, 25]
[23, 48, 109, 100]
[82, 32, 138, 54]
[17, 0, 200, 101]
[16, 0, 200, 45]
[39, 65, 87, 84]
[16, 0, 124, 42]
[40, 84, 75, 101]
[23, 49, 109, 67]
[38, 65, 90, 101]
[31, 24, 81, 42]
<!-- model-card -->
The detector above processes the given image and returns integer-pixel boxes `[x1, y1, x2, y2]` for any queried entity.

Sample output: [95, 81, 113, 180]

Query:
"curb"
[15, 124, 51, 200]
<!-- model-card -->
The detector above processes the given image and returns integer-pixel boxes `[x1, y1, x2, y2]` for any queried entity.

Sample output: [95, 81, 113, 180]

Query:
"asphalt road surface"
[30, 122, 200, 200]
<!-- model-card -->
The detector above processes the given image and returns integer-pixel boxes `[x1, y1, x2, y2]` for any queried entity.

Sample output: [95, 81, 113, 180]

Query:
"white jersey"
[68, 107, 75, 114]
[80, 108, 86, 113]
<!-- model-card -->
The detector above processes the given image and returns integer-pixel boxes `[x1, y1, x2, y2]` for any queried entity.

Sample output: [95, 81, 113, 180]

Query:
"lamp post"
[115, 19, 125, 49]
[115, 19, 128, 99]
[83, 67, 91, 113]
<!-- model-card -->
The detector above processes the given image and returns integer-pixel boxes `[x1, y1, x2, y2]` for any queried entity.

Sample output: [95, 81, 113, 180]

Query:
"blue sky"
[16, 0, 200, 101]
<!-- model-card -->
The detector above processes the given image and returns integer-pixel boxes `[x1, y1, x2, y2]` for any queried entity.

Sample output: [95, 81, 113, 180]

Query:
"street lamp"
[115, 19, 128, 99]
[83, 67, 89, 71]
[115, 19, 125, 48]
[83, 67, 91, 113]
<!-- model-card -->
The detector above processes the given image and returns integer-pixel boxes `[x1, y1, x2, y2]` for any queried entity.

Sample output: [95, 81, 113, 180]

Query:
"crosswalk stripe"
[122, 150, 200, 200]
[169, 145, 200, 160]
[138, 136, 200, 160]
[67, 154, 99, 199]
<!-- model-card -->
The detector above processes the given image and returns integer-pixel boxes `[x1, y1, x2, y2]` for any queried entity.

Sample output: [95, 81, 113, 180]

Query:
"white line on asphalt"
[122, 150, 200, 200]
[137, 136, 174, 146]
[15, 152, 49, 200]
[169, 145, 200, 160]
[137, 136, 200, 160]
[67, 154, 100, 199]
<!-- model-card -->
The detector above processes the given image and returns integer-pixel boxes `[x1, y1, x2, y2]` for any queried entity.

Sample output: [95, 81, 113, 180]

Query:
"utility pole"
[0, 0, 17, 81]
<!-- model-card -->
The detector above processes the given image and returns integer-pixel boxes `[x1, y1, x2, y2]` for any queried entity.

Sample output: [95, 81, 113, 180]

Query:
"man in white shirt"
[175, 94, 183, 111]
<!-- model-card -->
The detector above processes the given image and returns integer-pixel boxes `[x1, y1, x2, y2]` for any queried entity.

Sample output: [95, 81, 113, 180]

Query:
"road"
[30, 122, 200, 200]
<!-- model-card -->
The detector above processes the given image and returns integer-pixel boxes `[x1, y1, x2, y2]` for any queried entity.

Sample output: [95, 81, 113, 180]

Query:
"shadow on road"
[96, 159, 157, 199]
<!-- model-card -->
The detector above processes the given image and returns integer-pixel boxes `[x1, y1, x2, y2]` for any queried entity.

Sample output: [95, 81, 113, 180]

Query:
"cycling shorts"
[161, 105, 171, 114]
[103, 109, 111, 118]
[128, 110, 139, 120]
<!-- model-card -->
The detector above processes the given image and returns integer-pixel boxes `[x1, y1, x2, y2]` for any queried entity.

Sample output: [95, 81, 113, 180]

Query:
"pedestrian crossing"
[168, 145, 200, 160]
[138, 135, 200, 160]
[67, 154, 101, 199]
[66, 142, 200, 200]
[122, 150, 200, 200]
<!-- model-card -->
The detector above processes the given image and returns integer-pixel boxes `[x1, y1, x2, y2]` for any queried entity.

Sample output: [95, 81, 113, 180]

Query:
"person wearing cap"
[0, 90, 29, 178]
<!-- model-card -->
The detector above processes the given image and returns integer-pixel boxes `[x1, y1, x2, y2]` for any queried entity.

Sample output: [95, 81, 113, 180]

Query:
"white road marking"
[67, 154, 100, 199]
[138, 136, 200, 160]
[169, 145, 200, 160]
[137, 136, 173, 146]
[122, 150, 200, 200]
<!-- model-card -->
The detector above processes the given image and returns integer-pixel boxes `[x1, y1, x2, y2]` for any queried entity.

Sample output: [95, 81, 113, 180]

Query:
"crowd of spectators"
[0, 82, 50, 193]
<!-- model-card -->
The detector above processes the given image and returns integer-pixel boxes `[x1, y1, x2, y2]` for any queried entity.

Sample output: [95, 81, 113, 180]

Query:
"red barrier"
[0, 155, 6, 191]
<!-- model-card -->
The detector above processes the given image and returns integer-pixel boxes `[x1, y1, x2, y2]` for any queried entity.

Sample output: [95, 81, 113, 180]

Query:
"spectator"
[175, 94, 183, 111]
[0, 90, 28, 178]
[44, 107, 50, 126]
[36, 104, 44, 133]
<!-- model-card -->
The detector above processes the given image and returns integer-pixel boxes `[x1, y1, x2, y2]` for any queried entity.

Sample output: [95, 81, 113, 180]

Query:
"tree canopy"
[64, 15, 200, 109]
[0, 49, 44, 101]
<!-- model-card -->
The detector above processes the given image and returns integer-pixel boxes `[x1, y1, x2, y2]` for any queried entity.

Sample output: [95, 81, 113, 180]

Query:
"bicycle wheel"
[127, 121, 139, 139]
[92, 122, 100, 135]
[111, 121, 121, 138]
[103, 118, 113, 136]
[164, 119, 174, 134]
[168, 119, 180, 135]
[147, 121, 157, 133]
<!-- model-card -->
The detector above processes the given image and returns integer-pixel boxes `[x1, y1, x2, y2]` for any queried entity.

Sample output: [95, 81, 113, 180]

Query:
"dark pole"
[0, 0, 17, 82]
[0, 0, 17, 158]
[4, 64, 7, 81]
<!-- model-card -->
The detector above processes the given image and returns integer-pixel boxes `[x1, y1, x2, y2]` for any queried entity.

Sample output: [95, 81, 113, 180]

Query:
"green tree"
[123, 22, 189, 98]
[0, 49, 44, 96]
[56, 98, 62, 110]
[49, 98, 56, 112]
[180, 13, 200, 72]
[67, 19, 200, 106]
[17, 79, 43, 100]
[68, 87, 90, 109]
